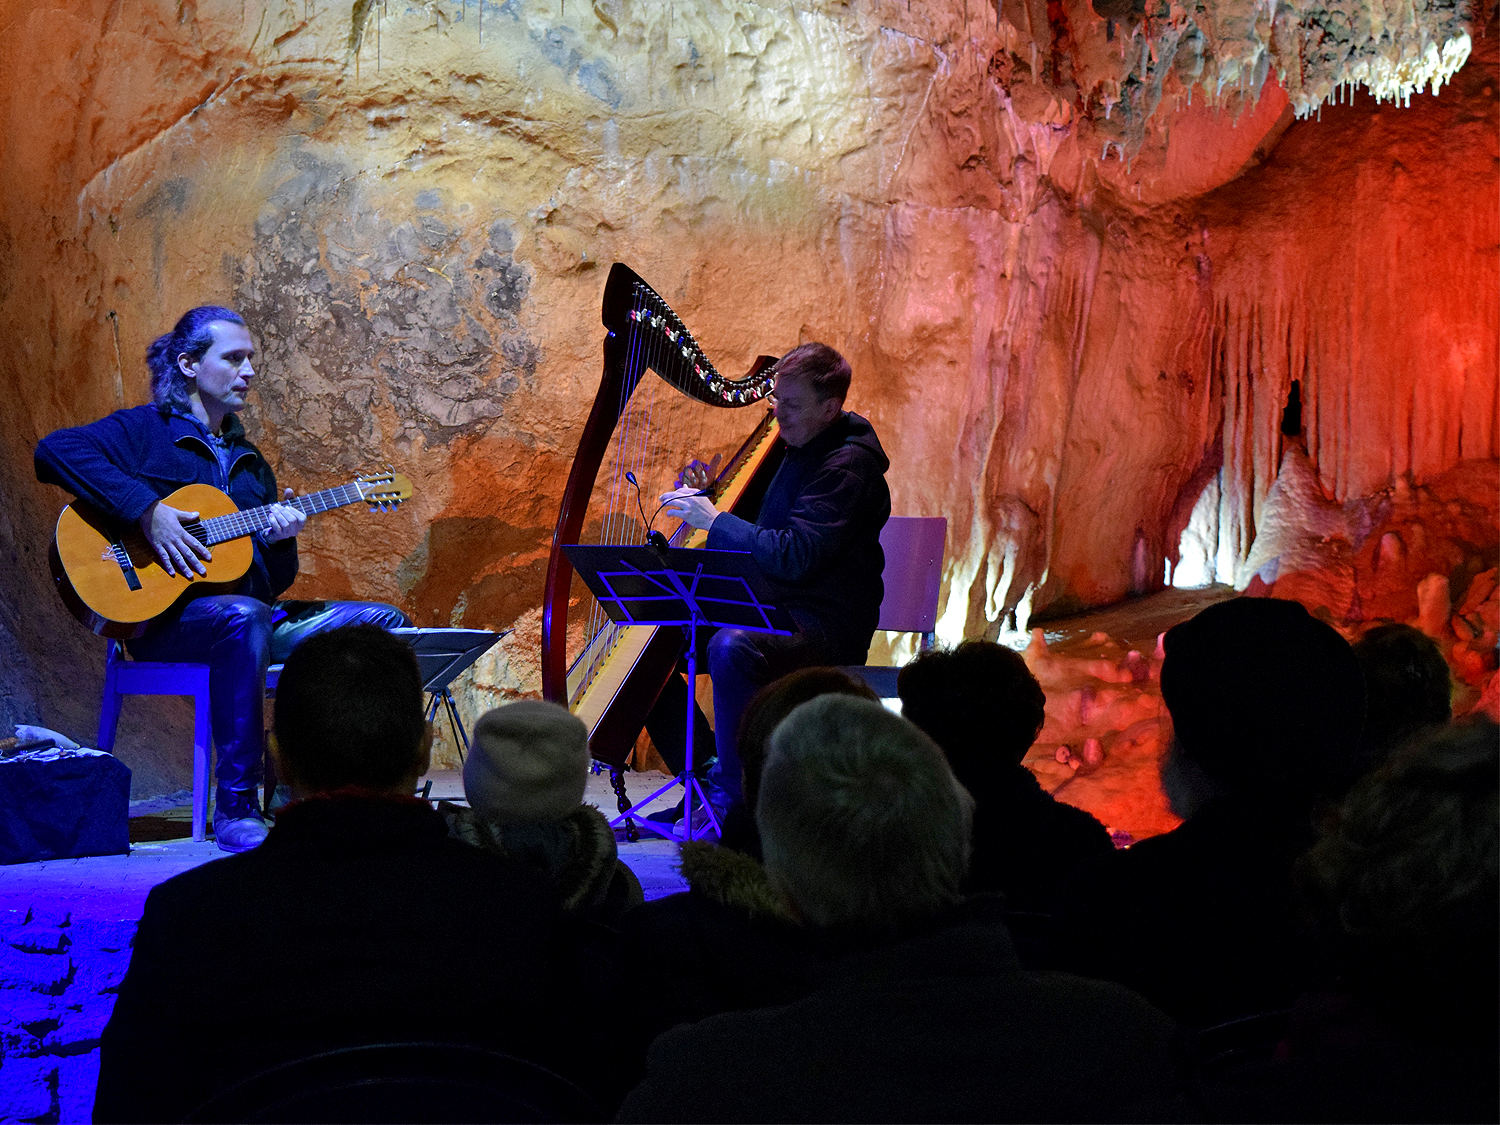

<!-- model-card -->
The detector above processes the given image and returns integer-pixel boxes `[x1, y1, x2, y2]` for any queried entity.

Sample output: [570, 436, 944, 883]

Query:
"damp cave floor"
[0, 769, 690, 927]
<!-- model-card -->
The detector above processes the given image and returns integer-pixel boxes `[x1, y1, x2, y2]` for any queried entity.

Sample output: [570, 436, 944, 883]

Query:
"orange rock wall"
[0, 0, 1493, 793]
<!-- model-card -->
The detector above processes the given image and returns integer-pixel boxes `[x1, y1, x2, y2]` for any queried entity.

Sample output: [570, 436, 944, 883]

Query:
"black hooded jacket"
[706, 411, 890, 660]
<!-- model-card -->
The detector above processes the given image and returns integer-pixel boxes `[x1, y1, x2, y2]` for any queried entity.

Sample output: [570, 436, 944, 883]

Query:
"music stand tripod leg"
[441, 688, 468, 762]
[600, 623, 714, 841]
[680, 617, 722, 842]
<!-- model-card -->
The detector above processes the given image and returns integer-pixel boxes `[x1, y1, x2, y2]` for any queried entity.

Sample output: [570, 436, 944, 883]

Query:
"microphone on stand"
[625, 472, 672, 555]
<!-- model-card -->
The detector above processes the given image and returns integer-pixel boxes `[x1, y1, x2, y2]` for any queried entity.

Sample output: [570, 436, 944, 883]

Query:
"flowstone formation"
[0, 0, 1493, 808]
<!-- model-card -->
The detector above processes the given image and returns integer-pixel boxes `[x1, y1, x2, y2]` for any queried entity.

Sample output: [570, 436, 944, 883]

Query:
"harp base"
[608, 766, 640, 843]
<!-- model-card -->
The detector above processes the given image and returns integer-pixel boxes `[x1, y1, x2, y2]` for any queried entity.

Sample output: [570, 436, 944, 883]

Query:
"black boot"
[213, 786, 269, 853]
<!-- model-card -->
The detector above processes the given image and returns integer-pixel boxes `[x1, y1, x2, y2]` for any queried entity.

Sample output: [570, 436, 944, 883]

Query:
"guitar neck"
[200, 483, 368, 546]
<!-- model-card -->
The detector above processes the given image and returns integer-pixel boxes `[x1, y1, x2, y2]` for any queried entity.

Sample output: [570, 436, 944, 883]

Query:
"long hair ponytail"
[147, 306, 245, 415]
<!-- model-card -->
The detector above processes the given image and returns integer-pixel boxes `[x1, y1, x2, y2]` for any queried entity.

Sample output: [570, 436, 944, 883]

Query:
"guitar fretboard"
[198, 483, 369, 546]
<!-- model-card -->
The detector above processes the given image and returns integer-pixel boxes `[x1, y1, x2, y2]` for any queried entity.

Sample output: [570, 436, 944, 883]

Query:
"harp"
[541, 263, 787, 781]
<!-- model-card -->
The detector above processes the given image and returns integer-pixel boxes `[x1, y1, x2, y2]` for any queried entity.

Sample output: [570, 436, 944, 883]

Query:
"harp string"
[579, 292, 654, 693]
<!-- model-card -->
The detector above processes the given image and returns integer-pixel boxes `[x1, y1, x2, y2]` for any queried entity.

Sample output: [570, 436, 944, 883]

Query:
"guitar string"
[600, 294, 656, 671]
[568, 280, 771, 699]
[197, 482, 371, 544]
[578, 281, 729, 693]
[596, 315, 636, 649]
[586, 306, 643, 685]
[118, 481, 394, 561]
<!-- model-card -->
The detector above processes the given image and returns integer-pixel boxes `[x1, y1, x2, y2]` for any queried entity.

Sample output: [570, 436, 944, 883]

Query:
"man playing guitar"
[36, 306, 410, 852]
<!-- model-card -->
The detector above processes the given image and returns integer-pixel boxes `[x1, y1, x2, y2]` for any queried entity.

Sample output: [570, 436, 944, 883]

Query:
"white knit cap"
[463, 700, 590, 823]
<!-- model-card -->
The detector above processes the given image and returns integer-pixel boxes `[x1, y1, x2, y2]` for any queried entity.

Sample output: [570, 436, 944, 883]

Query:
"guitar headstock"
[356, 471, 414, 513]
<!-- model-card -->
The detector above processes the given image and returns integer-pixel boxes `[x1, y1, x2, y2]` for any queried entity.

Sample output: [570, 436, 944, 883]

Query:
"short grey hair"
[756, 695, 974, 930]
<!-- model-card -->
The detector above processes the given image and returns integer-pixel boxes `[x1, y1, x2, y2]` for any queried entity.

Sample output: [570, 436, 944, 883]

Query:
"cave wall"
[1179, 40, 1499, 591]
[0, 0, 1493, 793]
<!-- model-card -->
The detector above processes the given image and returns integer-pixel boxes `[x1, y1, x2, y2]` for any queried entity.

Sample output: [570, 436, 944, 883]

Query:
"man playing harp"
[658, 343, 890, 823]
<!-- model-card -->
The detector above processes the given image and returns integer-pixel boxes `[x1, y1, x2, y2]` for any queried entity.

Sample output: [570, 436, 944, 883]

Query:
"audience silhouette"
[1203, 715, 1499, 1122]
[897, 640, 1114, 912]
[90, 597, 1498, 1124]
[611, 668, 878, 1081]
[94, 626, 599, 1123]
[1047, 597, 1367, 1028]
[617, 696, 1187, 1123]
[441, 699, 642, 925]
[1350, 622, 1453, 773]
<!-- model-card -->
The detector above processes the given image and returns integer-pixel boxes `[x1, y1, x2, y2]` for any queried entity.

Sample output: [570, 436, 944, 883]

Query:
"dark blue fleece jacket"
[35, 404, 297, 604]
[707, 411, 890, 660]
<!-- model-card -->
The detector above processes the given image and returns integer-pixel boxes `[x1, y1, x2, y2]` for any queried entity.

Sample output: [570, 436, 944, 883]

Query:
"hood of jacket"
[441, 802, 635, 915]
[679, 840, 797, 923]
[791, 410, 889, 474]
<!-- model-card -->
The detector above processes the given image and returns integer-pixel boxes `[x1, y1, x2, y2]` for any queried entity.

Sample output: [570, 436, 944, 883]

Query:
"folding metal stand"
[389, 627, 509, 762]
[563, 544, 795, 841]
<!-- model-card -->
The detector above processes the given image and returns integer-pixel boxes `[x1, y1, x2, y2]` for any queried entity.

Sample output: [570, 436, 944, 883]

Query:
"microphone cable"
[626, 471, 710, 549]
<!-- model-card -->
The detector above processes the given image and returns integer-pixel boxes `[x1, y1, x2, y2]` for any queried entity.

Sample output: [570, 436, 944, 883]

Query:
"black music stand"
[389, 628, 508, 763]
[562, 544, 796, 841]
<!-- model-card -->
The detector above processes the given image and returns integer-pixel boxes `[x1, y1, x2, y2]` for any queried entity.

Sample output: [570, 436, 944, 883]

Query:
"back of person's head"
[1298, 717, 1498, 1038]
[756, 695, 973, 932]
[737, 667, 877, 815]
[897, 640, 1046, 784]
[1160, 597, 1366, 809]
[1351, 623, 1452, 770]
[464, 700, 590, 823]
[273, 625, 426, 794]
[146, 305, 245, 415]
[773, 342, 852, 403]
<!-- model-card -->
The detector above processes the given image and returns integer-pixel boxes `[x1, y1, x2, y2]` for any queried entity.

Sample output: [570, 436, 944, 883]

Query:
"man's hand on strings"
[262, 488, 307, 545]
[139, 501, 211, 577]
[660, 486, 721, 532]
[675, 454, 721, 491]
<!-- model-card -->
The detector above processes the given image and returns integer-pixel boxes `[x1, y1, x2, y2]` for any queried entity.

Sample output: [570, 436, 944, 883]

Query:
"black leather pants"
[130, 596, 410, 793]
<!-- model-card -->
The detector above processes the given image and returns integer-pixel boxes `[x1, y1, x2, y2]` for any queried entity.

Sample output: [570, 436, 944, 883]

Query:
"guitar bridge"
[108, 541, 143, 592]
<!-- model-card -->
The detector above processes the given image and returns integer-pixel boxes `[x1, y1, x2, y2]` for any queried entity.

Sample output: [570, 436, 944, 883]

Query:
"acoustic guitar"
[50, 472, 413, 639]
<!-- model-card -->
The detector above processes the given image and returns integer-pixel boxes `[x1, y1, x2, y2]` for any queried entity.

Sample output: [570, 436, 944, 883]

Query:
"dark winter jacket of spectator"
[94, 795, 599, 1123]
[617, 895, 1187, 1123]
[440, 800, 643, 925]
[964, 762, 1116, 913]
[611, 840, 818, 1083]
[707, 411, 890, 660]
[1197, 988, 1500, 1123]
[1047, 792, 1326, 1029]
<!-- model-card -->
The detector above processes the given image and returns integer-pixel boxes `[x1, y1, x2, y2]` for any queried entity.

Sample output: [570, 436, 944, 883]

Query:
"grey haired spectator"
[619, 696, 1188, 1123]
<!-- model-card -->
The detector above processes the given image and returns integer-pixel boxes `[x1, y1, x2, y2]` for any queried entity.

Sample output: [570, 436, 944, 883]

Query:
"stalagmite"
[1416, 574, 1453, 640]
